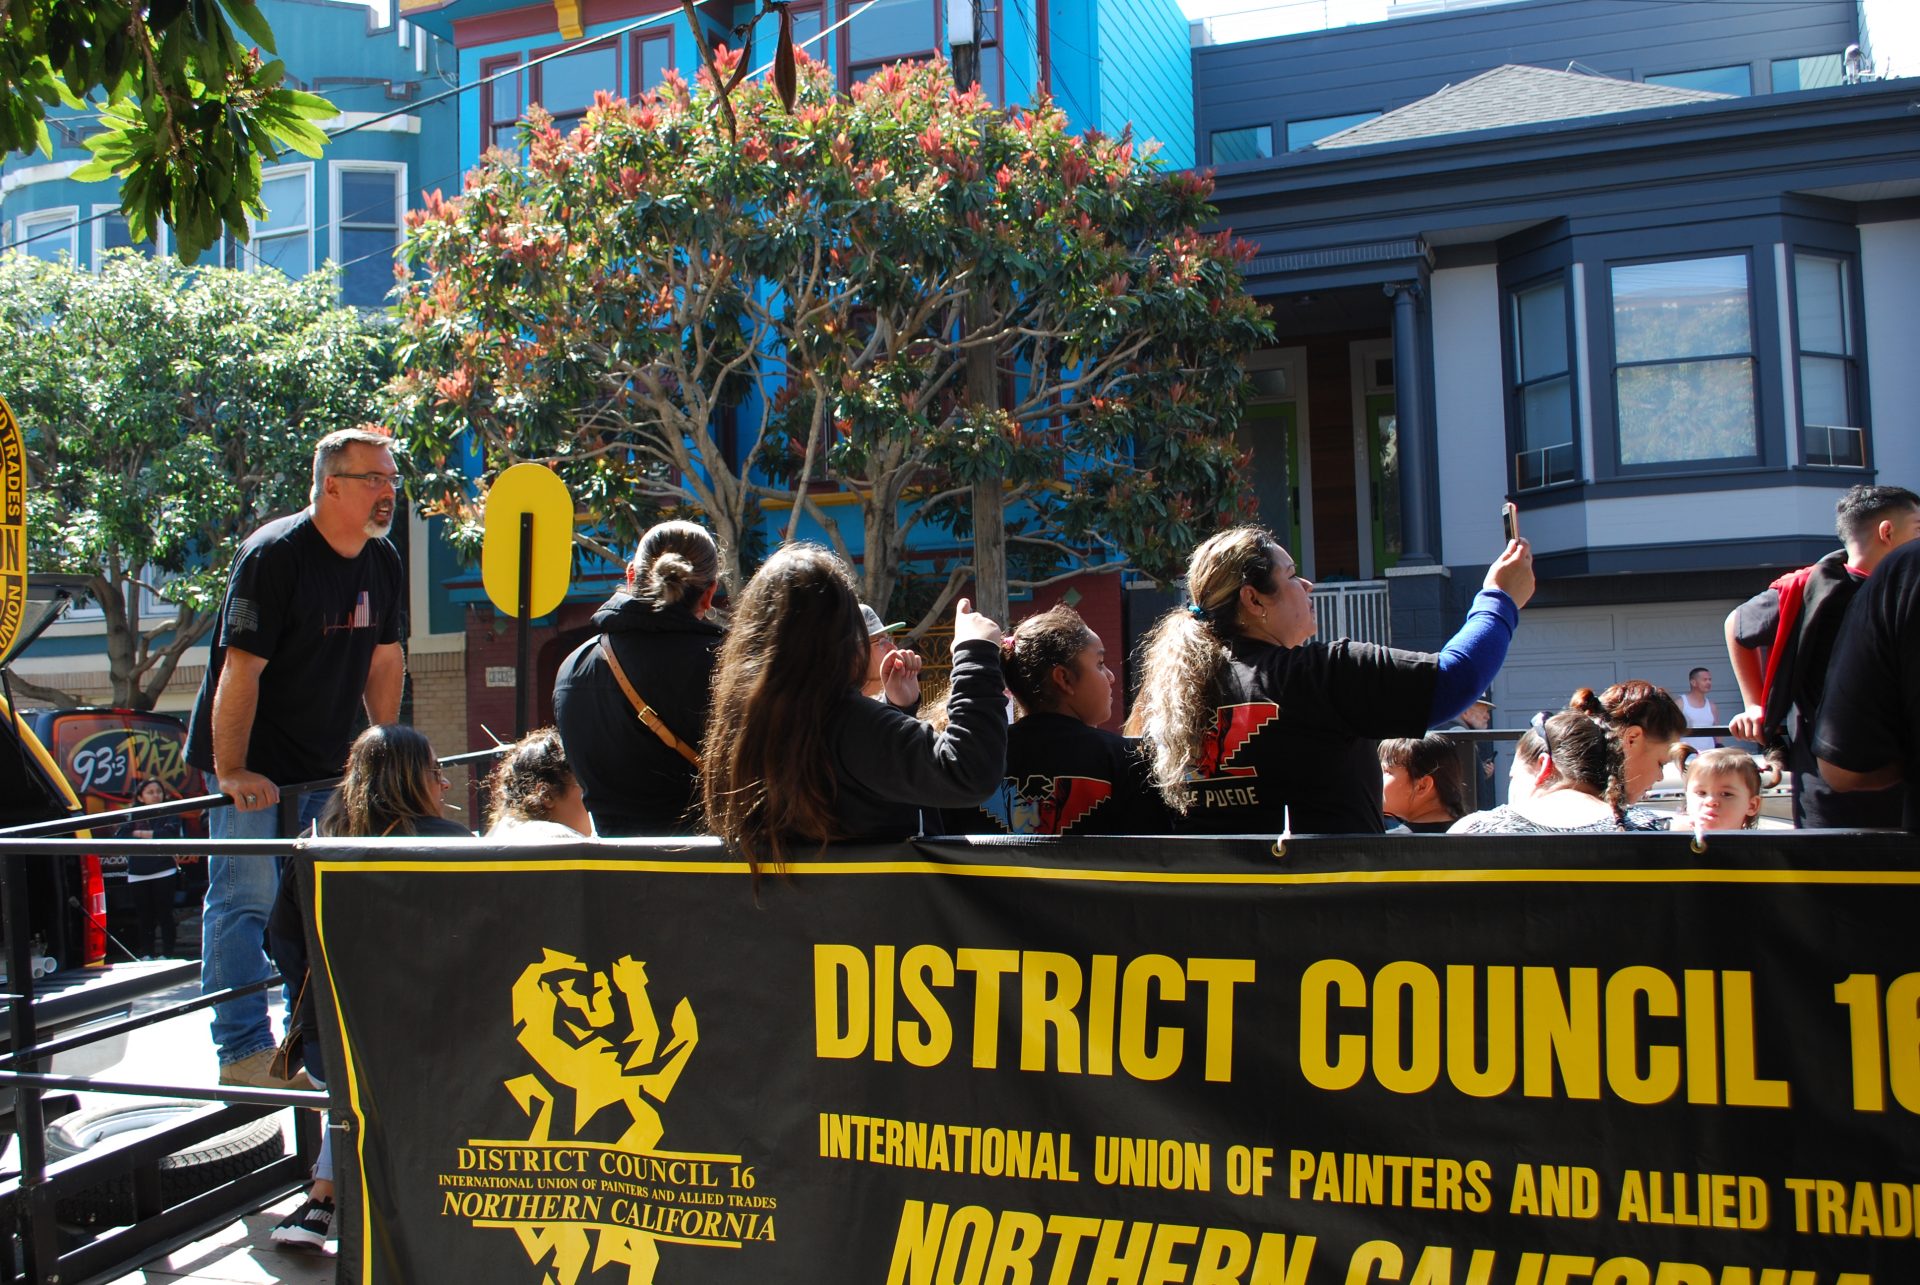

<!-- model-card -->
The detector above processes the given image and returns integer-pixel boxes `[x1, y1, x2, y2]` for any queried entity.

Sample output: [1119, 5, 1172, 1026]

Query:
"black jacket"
[821, 639, 1008, 842]
[113, 815, 184, 878]
[552, 592, 723, 837]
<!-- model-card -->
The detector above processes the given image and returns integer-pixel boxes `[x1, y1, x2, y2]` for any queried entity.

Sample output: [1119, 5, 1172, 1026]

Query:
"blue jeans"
[203, 791, 331, 1065]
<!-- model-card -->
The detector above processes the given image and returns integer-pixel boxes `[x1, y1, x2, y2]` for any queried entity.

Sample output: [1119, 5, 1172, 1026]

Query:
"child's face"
[1686, 770, 1759, 830]
[1059, 635, 1115, 727]
[1381, 762, 1418, 819]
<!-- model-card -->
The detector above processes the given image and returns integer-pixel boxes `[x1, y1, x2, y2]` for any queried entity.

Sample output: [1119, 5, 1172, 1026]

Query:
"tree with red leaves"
[388, 52, 1269, 620]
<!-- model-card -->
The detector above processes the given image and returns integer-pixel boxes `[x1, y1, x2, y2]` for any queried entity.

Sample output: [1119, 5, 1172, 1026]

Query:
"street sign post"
[0, 394, 27, 667]
[479, 464, 573, 737]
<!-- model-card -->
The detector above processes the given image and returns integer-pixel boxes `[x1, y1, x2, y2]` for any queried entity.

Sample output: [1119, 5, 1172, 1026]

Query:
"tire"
[43, 1102, 287, 1226]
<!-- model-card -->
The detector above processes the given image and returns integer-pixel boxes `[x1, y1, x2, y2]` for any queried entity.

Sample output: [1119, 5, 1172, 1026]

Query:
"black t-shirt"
[1813, 540, 1920, 831]
[186, 512, 404, 785]
[1177, 636, 1437, 836]
[945, 713, 1171, 836]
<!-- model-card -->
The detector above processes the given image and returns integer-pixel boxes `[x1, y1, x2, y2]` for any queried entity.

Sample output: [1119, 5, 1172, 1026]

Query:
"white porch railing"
[1310, 580, 1391, 645]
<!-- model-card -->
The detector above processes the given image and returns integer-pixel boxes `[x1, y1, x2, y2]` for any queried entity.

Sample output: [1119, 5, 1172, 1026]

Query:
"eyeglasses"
[333, 471, 402, 492]
[1530, 711, 1556, 765]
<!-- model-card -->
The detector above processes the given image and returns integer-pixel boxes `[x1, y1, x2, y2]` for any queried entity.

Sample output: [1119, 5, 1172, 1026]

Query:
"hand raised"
[953, 598, 1003, 648]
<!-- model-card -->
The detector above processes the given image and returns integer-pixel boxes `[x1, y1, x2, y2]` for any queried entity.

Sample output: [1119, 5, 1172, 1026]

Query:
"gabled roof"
[1313, 63, 1730, 149]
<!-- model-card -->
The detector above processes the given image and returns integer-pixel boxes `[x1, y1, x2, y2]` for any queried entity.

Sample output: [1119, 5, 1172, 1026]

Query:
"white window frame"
[90, 203, 167, 269]
[329, 161, 408, 307]
[244, 162, 315, 279]
[14, 206, 80, 264]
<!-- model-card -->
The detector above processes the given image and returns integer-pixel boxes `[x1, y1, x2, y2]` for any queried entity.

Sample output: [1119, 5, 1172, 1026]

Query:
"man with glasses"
[185, 427, 406, 1089]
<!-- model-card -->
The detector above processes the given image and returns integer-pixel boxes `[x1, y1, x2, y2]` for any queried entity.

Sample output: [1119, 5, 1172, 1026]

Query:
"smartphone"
[1501, 502, 1520, 544]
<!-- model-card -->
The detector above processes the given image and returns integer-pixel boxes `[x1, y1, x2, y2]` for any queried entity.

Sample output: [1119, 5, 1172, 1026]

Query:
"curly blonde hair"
[1135, 526, 1285, 811]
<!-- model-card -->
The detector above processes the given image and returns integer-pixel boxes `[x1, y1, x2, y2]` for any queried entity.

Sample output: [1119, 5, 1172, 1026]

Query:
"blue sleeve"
[1428, 589, 1519, 725]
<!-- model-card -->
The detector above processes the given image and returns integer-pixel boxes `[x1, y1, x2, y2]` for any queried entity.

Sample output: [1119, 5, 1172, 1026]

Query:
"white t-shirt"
[1679, 691, 1717, 754]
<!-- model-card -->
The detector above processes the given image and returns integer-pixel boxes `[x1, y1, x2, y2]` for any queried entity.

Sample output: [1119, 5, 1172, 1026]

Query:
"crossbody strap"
[598, 637, 701, 768]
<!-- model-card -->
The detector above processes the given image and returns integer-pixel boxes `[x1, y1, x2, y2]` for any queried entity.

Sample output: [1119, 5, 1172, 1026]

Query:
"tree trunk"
[862, 492, 899, 614]
[965, 301, 1008, 625]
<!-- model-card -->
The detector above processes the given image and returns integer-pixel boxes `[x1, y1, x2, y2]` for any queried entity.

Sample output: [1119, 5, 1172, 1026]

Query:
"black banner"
[306, 834, 1920, 1285]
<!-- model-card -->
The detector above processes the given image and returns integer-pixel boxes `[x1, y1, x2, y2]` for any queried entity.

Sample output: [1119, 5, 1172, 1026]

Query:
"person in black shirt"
[552, 521, 724, 836]
[184, 427, 405, 1090]
[1815, 538, 1920, 832]
[702, 545, 1007, 873]
[1725, 484, 1919, 827]
[1133, 525, 1533, 835]
[266, 723, 468, 1251]
[954, 607, 1167, 836]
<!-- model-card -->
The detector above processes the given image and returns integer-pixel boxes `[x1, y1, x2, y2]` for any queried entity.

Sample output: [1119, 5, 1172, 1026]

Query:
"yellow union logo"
[440, 949, 775, 1284]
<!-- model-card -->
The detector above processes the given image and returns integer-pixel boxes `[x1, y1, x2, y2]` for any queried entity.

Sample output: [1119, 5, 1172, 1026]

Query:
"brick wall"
[406, 646, 474, 818]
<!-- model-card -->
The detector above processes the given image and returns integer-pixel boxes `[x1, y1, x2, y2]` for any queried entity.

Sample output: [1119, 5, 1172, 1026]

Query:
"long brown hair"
[701, 544, 866, 873]
[320, 724, 443, 837]
[1135, 526, 1285, 811]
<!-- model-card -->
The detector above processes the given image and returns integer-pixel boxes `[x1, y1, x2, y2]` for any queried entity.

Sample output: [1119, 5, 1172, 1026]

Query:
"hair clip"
[1186, 602, 1208, 619]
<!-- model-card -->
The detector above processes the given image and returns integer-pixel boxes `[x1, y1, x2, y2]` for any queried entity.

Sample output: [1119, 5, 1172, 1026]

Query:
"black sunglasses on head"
[1529, 711, 1557, 765]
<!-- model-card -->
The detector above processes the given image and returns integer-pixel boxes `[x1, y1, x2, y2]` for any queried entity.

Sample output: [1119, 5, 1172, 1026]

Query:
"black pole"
[5, 851, 58, 1281]
[516, 511, 533, 739]
[1389, 281, 1435, 566]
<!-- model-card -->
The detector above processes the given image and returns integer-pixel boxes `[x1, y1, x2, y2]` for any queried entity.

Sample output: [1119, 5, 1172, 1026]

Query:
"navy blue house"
[1192, 0, 1920, 718]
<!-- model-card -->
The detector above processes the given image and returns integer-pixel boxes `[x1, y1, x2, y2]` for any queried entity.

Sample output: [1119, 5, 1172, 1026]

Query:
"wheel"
[43, 1101, 287, 1226]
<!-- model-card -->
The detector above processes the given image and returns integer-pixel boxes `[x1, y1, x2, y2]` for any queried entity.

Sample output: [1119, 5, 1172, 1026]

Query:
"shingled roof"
[1313, 63, 1731, 149]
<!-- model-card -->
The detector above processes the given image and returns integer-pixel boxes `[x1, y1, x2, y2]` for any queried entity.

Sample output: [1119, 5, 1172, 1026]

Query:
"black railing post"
[4, 850, 57, 1283]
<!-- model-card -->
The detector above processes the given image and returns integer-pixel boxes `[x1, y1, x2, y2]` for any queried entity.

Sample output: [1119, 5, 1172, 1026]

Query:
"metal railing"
[0, 743, 510, 1285]
[1310, 580, 1391, 645]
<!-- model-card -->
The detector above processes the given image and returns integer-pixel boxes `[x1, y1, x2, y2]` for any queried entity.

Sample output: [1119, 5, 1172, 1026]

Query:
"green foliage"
[389, 54, 1269, 605]
[0, 251, 392, 707]
[1, 1, 335, 262]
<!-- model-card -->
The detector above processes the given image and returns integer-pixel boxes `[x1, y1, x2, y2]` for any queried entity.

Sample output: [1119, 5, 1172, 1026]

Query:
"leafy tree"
[1, 1, 334, 262]
[390, 54, 1268, 617]
[0, 251, 392, 708]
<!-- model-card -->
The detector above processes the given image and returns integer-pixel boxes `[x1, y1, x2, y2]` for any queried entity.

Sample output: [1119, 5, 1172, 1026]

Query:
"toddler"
[1685, 748, 1763, 831]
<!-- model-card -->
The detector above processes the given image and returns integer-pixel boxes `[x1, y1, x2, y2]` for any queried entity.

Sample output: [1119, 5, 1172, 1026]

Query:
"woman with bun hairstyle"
[702, 544, 1007, 872]
[952, 606, 1168, 835]
[1450, 710, 1633, 834]
[1134, 525, 1535, 834]
[1569, 679, 1688, 829]
[553, 520, 724, 836]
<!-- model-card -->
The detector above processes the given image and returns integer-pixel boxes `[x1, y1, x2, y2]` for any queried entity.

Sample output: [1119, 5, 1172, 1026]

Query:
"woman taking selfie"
[1134, 524, 1533, 835]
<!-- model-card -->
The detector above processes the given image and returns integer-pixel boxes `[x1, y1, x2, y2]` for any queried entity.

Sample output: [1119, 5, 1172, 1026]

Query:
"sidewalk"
[106, 1194, 333, 1285]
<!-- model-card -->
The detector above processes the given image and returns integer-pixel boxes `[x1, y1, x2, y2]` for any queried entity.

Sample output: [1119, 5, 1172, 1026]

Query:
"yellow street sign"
[480, 463, 574, 619]
[0, 393, 25, 662]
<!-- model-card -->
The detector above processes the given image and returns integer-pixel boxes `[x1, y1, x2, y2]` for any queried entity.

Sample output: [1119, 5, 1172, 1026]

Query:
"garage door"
[1488, 600, 1743, 766]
